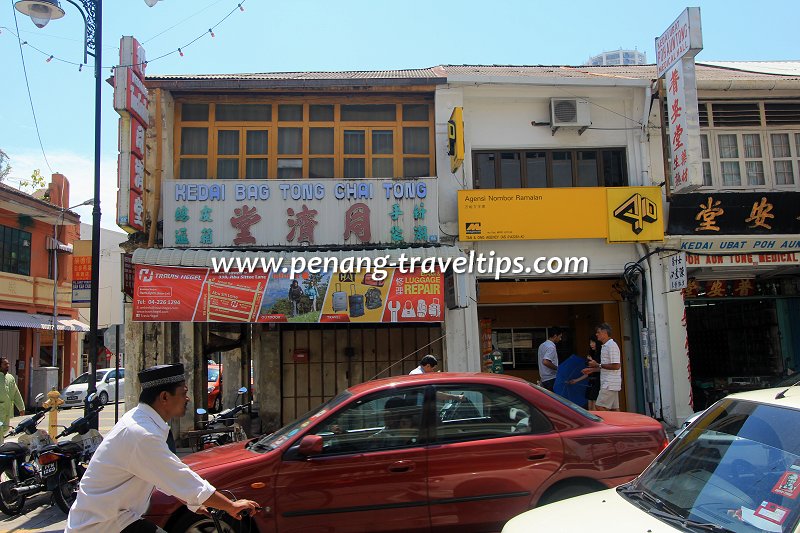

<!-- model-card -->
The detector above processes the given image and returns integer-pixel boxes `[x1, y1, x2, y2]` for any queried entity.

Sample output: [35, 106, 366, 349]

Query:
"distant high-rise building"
[586, 49, 647, 66]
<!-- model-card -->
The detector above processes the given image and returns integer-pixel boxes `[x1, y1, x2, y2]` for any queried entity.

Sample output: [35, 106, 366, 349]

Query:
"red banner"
[133, 265, 443, 323]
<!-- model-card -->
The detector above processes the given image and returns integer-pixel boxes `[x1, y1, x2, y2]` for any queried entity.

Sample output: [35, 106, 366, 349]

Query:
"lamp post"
[52, 198, 93, 378]
[15, 0, 161, 424]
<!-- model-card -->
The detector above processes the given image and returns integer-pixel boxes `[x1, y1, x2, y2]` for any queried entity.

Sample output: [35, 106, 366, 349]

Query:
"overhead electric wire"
[10, 5, 53, 174]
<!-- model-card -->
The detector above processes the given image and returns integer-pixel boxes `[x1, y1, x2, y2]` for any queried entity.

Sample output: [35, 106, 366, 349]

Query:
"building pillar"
[123, 303, 144, 410]
[442, 272, 480, 372]
[257, 325, 281, 433]
[648, 252, 678, 427]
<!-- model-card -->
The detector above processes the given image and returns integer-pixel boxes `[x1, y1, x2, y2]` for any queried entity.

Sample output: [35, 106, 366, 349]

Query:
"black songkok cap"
[138, 364, 185, 390]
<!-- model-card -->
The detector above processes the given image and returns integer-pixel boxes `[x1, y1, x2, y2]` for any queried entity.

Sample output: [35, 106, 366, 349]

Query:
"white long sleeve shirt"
[66, 403, 215, 532]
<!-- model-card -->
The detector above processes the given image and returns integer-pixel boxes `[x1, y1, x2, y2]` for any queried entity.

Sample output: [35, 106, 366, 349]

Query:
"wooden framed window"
[174, 99, 433, 180]
[472, 148, 628, 189]
[696, 100, 800, 190]
[0, 225, 31, 276]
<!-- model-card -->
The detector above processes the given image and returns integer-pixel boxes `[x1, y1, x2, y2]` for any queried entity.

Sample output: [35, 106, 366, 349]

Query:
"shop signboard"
[668, 252, 687, 292]
[458, 186, 663, 243]
[133, 265, 443, 323]
[448, 107, 464, 173]
[114, 36, 147, 233]
[685, 252, 800, 268]
[163, 178, 438, 248]
[656, 7, 703, 193]
[668, 192, 800, 236]
[71, 239, 92, 307]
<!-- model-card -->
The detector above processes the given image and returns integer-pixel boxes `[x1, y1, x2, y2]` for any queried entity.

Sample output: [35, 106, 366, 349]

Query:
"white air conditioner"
[550, 98, 591, 128]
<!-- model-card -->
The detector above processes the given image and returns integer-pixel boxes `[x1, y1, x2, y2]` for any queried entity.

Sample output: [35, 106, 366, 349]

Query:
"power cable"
[10, 6, 53, 174]
[1, 0, 248, 71]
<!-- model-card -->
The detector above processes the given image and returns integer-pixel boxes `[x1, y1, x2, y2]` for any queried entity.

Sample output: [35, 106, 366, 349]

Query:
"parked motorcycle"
[0, 393, 52, 516]
[39, 392, 105, 513]
[194, 387, 250, 450]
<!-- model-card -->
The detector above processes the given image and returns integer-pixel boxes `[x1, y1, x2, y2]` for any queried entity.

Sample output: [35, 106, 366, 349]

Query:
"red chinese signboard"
[114, 36, 147, 234]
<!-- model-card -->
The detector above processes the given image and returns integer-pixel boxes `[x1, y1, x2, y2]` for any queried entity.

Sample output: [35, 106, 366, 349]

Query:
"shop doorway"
[686, 297, 799, 410]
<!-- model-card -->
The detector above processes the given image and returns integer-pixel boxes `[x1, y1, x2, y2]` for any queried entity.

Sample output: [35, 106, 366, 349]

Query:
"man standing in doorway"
[537, 327, 563, 391]
[585, 323, 622, 411]
[0, 357, 24, 444]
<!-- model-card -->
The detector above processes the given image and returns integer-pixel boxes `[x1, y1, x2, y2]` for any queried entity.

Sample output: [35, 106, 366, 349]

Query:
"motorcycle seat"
[40, 441, 83, 455]
[0, 442, 27, 458]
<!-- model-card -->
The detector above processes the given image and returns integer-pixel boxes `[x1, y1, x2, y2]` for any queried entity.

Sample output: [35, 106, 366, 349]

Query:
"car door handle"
[527, 448, 549, 461]
[388, 461, 415, 473]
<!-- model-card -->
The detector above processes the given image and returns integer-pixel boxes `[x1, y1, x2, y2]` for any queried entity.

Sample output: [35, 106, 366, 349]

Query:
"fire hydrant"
[42, 388, 64, 440]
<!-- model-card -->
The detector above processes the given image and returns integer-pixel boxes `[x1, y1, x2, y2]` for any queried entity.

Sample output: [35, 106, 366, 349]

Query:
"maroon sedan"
[146, 373, 667, 532]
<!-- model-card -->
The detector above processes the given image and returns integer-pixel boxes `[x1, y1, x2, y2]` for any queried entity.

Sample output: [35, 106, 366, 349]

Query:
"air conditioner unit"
[550, 98, 591, 128]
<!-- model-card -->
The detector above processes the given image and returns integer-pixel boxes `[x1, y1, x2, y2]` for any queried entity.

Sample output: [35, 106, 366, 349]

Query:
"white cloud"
[5, 149, 121, 231]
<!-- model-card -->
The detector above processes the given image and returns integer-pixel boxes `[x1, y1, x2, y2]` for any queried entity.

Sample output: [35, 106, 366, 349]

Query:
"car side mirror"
[297, 434, 323, 456]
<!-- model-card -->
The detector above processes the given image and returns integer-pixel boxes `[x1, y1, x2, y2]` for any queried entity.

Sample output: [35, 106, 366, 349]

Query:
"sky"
[1, 0, 798, 230]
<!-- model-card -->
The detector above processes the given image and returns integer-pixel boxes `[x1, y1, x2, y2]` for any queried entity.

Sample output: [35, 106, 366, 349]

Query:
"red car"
[207, 364, 255, 412]
[147, 373, 667, 533]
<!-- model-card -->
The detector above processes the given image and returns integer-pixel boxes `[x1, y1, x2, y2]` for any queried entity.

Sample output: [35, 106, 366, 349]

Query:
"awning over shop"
[131, 245, 467, 267]
[0, 311, 89, 332]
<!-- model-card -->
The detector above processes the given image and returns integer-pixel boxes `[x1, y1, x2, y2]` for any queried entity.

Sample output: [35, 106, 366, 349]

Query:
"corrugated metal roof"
[132, 246, 466, 268]
[698, 61, 800, 76]
[148, 68, 446, 81]
[0, 311, 89, 331]
[441, 63, 800, 81]
[145, 63, 800, 86]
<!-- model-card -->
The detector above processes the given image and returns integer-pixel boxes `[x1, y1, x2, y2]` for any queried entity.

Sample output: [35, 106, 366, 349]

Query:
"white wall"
[78, 224, 127, 342]
[434, 80, 683, 423]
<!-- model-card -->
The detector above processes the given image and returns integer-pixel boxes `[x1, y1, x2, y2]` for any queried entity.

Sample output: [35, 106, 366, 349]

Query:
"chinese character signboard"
[667, 192, 800, 235]
[656, 7, 703, 194]
[163, 178, 438, 248]
[668, 252, 687, 292]
[71, 239, 92, 307]
[133, 265, 443, 323]
[459, 187, 664, 243]
[122, 253, 134, 298]
[114, 36, 147, 233]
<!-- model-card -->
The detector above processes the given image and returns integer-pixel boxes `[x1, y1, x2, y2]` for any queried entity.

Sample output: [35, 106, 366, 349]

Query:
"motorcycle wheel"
[53, 465, 84, 514]
[0, 480, 27, 516]
[171, 511, 239, 533]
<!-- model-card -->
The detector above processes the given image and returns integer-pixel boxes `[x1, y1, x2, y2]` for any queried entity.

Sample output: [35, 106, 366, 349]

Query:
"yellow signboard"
[448, 107, 464, 173]
[606, 187, 664, 243]
[458, 187, 664, 243]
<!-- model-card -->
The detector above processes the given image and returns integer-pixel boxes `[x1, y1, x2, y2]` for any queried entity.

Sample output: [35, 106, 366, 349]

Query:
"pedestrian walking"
[0, 357, 24, 444]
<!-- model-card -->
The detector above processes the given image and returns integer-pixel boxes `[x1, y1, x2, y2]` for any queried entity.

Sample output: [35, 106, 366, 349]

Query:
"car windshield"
[630, 398, 800, 533]
[70, 372, 106, 385]
[208, 368, 219, 382]
[249, 391, 352, 453]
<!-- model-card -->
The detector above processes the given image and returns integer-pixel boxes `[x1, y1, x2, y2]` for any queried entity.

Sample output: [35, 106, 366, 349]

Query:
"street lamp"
[15, 0, 161, 425]
[52, 198, 93, 381]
